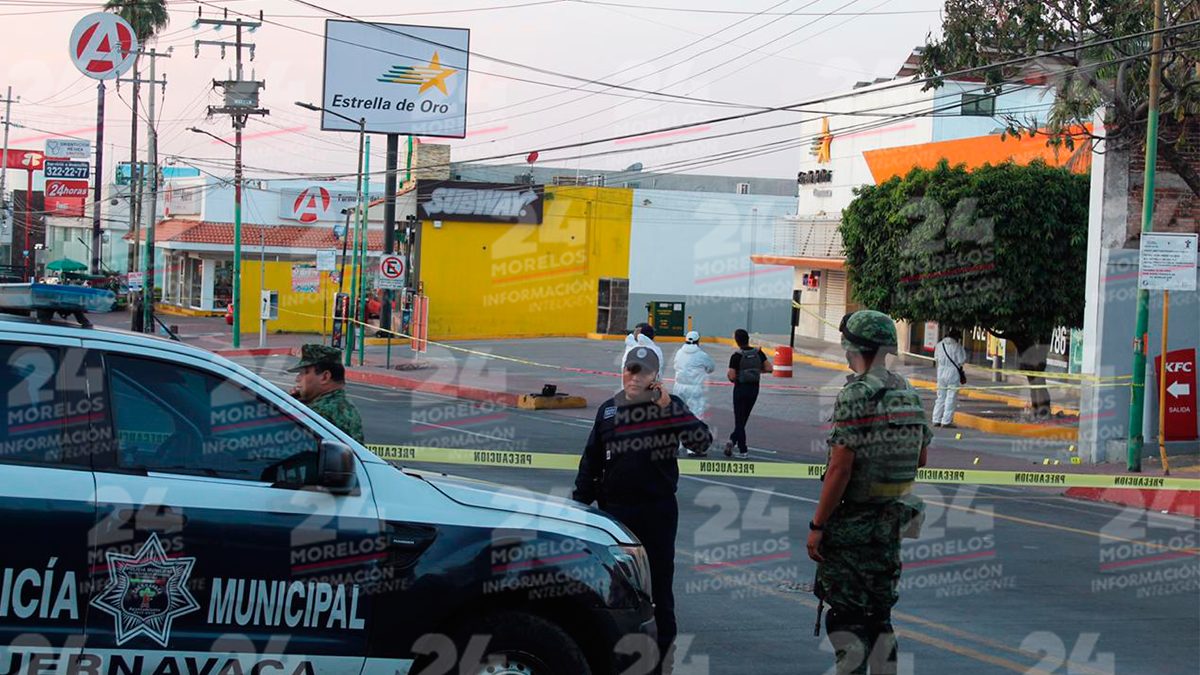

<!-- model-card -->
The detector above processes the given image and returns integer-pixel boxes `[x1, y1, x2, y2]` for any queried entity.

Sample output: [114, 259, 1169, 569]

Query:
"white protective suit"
[932, 336, 967, 425]
[671, 343, 716, 418]
[622, 333, 665, 376]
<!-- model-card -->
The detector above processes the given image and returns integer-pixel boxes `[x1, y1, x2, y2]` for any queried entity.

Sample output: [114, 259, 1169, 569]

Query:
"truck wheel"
[445, 610, 591, 675]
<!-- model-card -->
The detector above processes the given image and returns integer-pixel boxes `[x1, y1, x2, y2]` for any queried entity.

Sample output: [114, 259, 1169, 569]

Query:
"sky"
[1, 0, 949, 186]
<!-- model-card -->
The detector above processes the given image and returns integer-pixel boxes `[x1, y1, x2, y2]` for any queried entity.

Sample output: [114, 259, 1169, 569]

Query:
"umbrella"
[46, 258, 88, 272]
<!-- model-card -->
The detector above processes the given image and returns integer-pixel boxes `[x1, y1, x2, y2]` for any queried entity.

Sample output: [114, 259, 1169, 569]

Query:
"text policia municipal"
[330, 94, 449, 114]
[0, 567, 365, 630]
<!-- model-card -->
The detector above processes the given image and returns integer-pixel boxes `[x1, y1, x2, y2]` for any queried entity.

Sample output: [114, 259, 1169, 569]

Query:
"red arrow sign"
[1155, 348, 1198, 441]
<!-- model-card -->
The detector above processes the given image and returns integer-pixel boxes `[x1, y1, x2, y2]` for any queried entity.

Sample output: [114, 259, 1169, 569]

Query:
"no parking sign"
[377, 255, 406, 289]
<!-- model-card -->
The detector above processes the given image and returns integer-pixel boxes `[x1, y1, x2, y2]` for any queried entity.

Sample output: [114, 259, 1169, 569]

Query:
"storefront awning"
[750, 254, 844, 270]
[124, 219, 386, 251]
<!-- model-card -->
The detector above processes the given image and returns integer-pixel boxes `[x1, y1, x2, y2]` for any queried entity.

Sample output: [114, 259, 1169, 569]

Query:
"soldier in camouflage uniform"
[806, 311, 932, 674]
[288, 344, 365, 444]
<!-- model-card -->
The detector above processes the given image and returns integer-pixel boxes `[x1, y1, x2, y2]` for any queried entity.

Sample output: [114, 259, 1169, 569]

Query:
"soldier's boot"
[865, 620, 898, 674]
[825, 609, 872, 675]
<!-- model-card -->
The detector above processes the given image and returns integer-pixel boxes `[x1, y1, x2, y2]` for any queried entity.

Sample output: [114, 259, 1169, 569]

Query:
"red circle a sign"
[69, 13, 139, 80]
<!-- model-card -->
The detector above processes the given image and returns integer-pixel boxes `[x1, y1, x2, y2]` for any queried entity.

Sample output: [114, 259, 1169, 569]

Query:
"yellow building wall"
[418, 186, 633, 340]
[239, 260, 340, 335]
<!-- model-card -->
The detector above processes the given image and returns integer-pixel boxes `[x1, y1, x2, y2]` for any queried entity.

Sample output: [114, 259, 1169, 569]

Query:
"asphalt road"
[244, 357, 1200, 675]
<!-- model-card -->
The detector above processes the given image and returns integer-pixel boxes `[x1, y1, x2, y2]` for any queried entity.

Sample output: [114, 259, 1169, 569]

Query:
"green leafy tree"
[104, 0, 170, 44]
[919, 0, 1200, 196]
[841, 161, 1090, 416]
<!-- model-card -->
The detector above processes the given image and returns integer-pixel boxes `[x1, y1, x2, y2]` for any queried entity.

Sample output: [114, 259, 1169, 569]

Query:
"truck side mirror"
[315, 440, 357, 495]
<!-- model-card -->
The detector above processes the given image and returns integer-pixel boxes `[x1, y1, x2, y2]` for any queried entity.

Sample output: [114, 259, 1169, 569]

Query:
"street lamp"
[189, 126, 243, 347]
[295, 102, 366, 366]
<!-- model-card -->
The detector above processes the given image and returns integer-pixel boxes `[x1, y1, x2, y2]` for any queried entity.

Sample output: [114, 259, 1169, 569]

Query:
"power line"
[568, 0, 938, 16]
[467, 0, 867, 150]
[464, 0, 799, 126]
[225, 0, 779, 111]
[528, 0, 897, 149]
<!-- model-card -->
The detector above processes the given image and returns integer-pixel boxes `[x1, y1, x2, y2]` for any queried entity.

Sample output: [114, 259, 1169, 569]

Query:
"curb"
[948, 412, 1078, 440]
[215, 347, 297, 358]
[1065, 487, 1199, 518]
[155, 303, 223, 318]
[345, 369, 520, 408]
[517, 394, 588, 410]
[755, 345, 1080, 442]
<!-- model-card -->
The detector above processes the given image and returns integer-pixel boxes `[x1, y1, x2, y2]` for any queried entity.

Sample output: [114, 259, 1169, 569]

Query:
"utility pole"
[122, 48, 171, 333]
[120, 58, 141, 277]
[0, 86, 15, 266]
[1126, 0, 1165, 472]
[196, 7, 268, 349]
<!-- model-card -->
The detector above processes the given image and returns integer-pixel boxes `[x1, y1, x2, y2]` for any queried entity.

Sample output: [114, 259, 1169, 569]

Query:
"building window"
[187, 258, 203, 308]
[214, 260, 233, 309]
[961, 93, 997, 117]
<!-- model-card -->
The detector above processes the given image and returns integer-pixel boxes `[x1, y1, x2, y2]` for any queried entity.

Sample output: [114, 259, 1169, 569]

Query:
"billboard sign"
[43, 160, 90, 180]
[279, 185, 382, 223]
[164, 183, 201, 216]
[321, 20, 469, 137]
[45, 139, 91, 160]
[45, 180, 89, 217]
[416, 180, 543, 224]
[116, 163, 201, 186]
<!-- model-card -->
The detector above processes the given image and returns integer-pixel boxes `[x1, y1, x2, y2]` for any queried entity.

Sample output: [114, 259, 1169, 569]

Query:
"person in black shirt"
[573, 345, 712, 672]
[724, 328, 772, 458]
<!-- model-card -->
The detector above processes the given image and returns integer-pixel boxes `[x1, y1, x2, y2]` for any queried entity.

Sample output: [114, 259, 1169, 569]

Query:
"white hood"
[418, 471, 636, 544]
[623, 333, 665, 374]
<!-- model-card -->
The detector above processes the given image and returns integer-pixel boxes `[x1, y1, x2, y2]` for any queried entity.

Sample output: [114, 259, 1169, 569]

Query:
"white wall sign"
[321, 20, 470, 138]
[279, 185, 358, 223]
[45, 139, 91, 160]
[1138, 232, 1198, 291]
[923, 321, 939, 352]
[316, 249, 337, 271]
[164, 184, 201, 216]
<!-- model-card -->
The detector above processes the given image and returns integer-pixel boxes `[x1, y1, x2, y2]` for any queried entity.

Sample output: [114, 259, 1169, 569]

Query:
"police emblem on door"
[91, 533, 200, 646]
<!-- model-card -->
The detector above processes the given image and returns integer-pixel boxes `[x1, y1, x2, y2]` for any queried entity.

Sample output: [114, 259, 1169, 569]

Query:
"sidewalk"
[756, 332, 1083, 417]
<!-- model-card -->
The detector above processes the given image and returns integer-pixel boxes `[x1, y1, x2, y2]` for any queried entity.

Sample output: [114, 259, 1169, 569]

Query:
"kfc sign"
[45, 179, 89, 217]
[1155, 348, 1198, 442]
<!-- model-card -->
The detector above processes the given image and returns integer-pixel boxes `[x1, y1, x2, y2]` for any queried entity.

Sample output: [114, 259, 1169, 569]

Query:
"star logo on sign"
[90, 532, 200, 646]
[377, 52, 458, 96]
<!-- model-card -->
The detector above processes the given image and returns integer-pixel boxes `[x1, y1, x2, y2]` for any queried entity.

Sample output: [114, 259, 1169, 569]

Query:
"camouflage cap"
[839, 310, 898, 354]
[288, 344, 343, 372]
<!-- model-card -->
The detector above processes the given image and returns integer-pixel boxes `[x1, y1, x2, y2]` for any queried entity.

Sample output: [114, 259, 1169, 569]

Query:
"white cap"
[685, 330, 700, 343]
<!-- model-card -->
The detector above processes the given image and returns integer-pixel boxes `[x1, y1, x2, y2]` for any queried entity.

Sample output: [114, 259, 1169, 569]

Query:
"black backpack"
[736, 348, 764, 384]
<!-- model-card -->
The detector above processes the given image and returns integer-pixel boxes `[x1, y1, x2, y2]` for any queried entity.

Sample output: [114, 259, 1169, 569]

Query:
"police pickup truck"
[0, 285, 655, 675]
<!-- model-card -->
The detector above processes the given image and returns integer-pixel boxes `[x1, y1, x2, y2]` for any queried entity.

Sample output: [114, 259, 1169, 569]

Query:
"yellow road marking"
[928, 500, 1200, 555]
[678, 545, 1111, 674]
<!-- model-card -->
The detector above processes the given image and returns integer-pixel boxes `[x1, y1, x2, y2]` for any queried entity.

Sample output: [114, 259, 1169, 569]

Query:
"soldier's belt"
[366, 445, 1200, 492]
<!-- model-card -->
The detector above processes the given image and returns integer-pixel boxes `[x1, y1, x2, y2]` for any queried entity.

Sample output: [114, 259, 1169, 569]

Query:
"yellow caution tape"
[367, 444, 1200, 491]
[787, 301, 1128, 384]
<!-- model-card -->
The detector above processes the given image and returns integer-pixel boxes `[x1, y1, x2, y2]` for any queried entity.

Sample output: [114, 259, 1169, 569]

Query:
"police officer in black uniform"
[573, 346, 712, 673]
